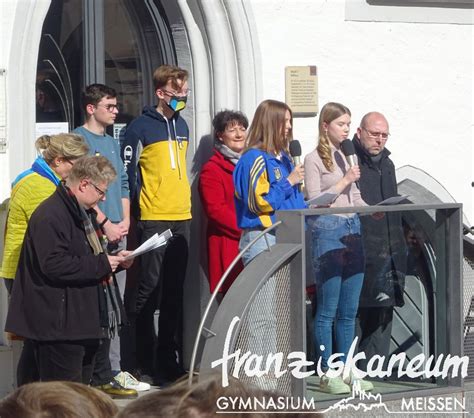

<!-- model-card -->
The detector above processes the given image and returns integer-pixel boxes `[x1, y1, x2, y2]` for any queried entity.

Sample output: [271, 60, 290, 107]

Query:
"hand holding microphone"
[340, 139, 360, 189]
[289, 140, 304, 192]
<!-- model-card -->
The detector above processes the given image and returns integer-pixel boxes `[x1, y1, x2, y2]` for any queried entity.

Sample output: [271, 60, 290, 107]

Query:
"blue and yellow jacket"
[233, 148, 306, 229]
[0, 157, 60, 279]
[121, 106, 191, 220]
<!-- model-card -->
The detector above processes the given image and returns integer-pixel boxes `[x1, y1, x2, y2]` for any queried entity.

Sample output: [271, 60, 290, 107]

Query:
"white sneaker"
[343, 371, 374, 392]
[114, 371, 151, 392]
[320, 375, 351, 394]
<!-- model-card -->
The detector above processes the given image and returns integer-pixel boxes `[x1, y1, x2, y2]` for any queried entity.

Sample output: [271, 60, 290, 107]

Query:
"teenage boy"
[74, 84, 150, 395]
[122, 65, 191, 385]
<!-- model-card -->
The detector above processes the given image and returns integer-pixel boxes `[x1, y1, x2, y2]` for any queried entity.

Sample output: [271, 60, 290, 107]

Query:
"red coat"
[199, 150, 243, 293]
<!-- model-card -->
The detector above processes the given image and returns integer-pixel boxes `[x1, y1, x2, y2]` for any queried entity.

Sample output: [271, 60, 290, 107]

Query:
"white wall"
[0, 0, 51, 203]
[249, 0, 473, 224]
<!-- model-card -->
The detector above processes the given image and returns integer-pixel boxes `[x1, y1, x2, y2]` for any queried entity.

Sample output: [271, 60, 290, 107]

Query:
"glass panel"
[36, 0, 83, 130]
[303, 206, 463, 405]
[104, 0, 145, 128]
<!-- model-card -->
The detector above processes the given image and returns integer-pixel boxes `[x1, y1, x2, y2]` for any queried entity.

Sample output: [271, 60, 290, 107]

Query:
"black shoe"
[154, 365, 187, 387]
[93, 380, 138, 399]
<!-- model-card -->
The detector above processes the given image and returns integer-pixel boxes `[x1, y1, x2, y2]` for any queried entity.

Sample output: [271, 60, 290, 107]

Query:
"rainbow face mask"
[167, 95, 187, 112]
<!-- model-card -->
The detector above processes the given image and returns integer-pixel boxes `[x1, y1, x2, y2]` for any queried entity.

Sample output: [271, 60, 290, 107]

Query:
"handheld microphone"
[340, 139, 359, 189]
[289, 140, 303, 192]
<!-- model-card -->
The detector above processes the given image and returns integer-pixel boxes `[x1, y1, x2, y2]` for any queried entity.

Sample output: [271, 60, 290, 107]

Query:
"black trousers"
[33, 339, 100, 384]
[126, 220, 190, 377]
[356, 306, 394, 372]
[91, 338, 113, 386]
[4, 280, 40, 386]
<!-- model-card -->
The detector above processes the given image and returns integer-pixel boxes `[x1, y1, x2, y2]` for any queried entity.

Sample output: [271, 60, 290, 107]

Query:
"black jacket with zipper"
[6, 184, 114, 341]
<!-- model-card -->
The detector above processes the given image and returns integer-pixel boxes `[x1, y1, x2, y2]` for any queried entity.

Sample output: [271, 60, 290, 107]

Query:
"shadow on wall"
[183, 134, 218, 368]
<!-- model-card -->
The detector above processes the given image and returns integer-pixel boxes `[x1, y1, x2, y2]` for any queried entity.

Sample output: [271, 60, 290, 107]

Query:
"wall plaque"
[285, 66, 318, 117]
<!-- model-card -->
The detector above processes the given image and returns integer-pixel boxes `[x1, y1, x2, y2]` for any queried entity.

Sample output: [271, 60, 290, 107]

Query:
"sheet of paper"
[123, 229, 173, 260]
[306, 192, 338, 207]
[377, 195, 409, 205]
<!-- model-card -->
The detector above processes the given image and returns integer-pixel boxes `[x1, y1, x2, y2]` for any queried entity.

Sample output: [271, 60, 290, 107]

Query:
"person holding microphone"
[304, 102, 372, 394]
[234, 99, 306, 264]
[233, 99, 305, 390]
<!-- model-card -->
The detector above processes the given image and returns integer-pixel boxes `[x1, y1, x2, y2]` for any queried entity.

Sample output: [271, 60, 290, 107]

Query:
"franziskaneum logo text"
[211, 316, 469, 414]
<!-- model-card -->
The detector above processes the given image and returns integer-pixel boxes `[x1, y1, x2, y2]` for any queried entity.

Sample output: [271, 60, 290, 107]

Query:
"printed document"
[123, 229, 173, 260]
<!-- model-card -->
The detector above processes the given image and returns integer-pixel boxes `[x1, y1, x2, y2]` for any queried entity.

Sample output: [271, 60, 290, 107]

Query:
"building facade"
[0, 0, 472, 395]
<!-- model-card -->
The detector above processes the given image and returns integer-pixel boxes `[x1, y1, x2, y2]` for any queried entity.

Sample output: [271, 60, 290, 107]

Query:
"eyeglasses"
[160, 88, 191, 98]
[89, 182, 106, 198]
[60, 158, 74, 166]
[96, 104, 120, 112]
[361, 127, 390, 140]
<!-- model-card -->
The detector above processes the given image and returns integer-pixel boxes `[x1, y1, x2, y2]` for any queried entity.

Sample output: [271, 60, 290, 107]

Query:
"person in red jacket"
[199, 110, 248, 299]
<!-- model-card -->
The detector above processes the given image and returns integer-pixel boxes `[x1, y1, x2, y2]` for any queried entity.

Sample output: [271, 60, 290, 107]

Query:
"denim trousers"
[239, 229, 277, 359]
[308, 214, 364, 371]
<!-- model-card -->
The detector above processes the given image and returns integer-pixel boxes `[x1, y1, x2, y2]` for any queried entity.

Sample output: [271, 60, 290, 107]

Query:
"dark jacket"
[5, 184, 113, 341]
[352, 136, 407, 307]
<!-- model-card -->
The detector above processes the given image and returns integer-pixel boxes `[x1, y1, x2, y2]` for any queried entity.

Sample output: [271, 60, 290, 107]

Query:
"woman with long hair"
[304, 102, 372, 394]
[233, 99, 305, 263]
[233, 100, 305, 390]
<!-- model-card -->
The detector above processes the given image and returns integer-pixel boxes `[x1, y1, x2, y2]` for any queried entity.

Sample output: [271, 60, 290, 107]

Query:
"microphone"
[289, 140, 303, 192]
[340, 139, 359, 189]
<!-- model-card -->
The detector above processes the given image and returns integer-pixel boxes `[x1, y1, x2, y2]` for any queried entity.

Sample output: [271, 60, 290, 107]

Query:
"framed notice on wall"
[285, 66, 318, 117]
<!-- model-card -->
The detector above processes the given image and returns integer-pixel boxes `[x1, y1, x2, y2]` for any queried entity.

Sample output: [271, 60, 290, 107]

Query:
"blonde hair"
[35, 133, 89, 165]
[317, 102, 351, 171]
[0, 381, 117, 418]
[246, 99, 293, 156]
[67, 155, 116, 186]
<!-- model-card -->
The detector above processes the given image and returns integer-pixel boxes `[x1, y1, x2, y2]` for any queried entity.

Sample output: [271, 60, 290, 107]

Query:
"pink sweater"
[304, 144, 366, 211]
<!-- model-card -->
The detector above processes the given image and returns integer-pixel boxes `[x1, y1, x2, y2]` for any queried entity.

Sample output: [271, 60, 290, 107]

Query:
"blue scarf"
[12, 157, 60, 189]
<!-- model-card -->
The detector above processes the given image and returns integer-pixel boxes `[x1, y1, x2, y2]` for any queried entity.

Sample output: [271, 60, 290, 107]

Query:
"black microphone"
[340, 139, 359, 189]
[289, 140, 303, 192]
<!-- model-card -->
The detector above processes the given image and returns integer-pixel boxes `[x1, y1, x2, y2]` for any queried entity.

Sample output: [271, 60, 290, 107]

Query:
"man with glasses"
[5, 156, 133, 385]
[352, 112, 407, 372]
[121, 65, 191, 386]
[74, 85, 150, 396]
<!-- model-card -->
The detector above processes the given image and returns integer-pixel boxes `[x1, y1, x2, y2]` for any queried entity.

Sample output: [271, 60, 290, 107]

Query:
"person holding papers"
[352, 112, 407, 372]
[5, 156, 133, 385]
[304, 102, 372, 394]
[1, 133, 89, 387]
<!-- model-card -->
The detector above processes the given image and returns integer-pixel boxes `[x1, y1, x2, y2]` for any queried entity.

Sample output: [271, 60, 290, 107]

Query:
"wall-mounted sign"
[35, 122, 69, 139]
[285, 66, 318, 117]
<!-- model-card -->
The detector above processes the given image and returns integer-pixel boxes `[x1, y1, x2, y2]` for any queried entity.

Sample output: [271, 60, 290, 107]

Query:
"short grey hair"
[67, 155, 116, 186]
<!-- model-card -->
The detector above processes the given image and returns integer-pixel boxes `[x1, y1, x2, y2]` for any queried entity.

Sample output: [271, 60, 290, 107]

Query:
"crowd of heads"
[0, 377, 321, 417]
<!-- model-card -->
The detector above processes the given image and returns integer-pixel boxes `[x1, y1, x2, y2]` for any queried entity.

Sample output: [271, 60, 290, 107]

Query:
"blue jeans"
[239, 229, 276, 266]
[308, 214, 364, 371]
[239, 229, 277, 359]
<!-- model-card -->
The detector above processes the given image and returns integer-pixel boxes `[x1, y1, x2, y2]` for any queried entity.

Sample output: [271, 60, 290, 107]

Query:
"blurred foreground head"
[117, 375, 322, 417]
[0, 381, 118, 418]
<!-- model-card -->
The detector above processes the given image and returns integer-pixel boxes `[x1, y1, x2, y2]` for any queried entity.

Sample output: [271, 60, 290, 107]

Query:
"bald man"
[352, 112, 407, 371]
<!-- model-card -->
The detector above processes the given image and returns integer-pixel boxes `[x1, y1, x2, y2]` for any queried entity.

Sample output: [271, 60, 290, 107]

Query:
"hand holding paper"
[123, 229, 173, 261]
